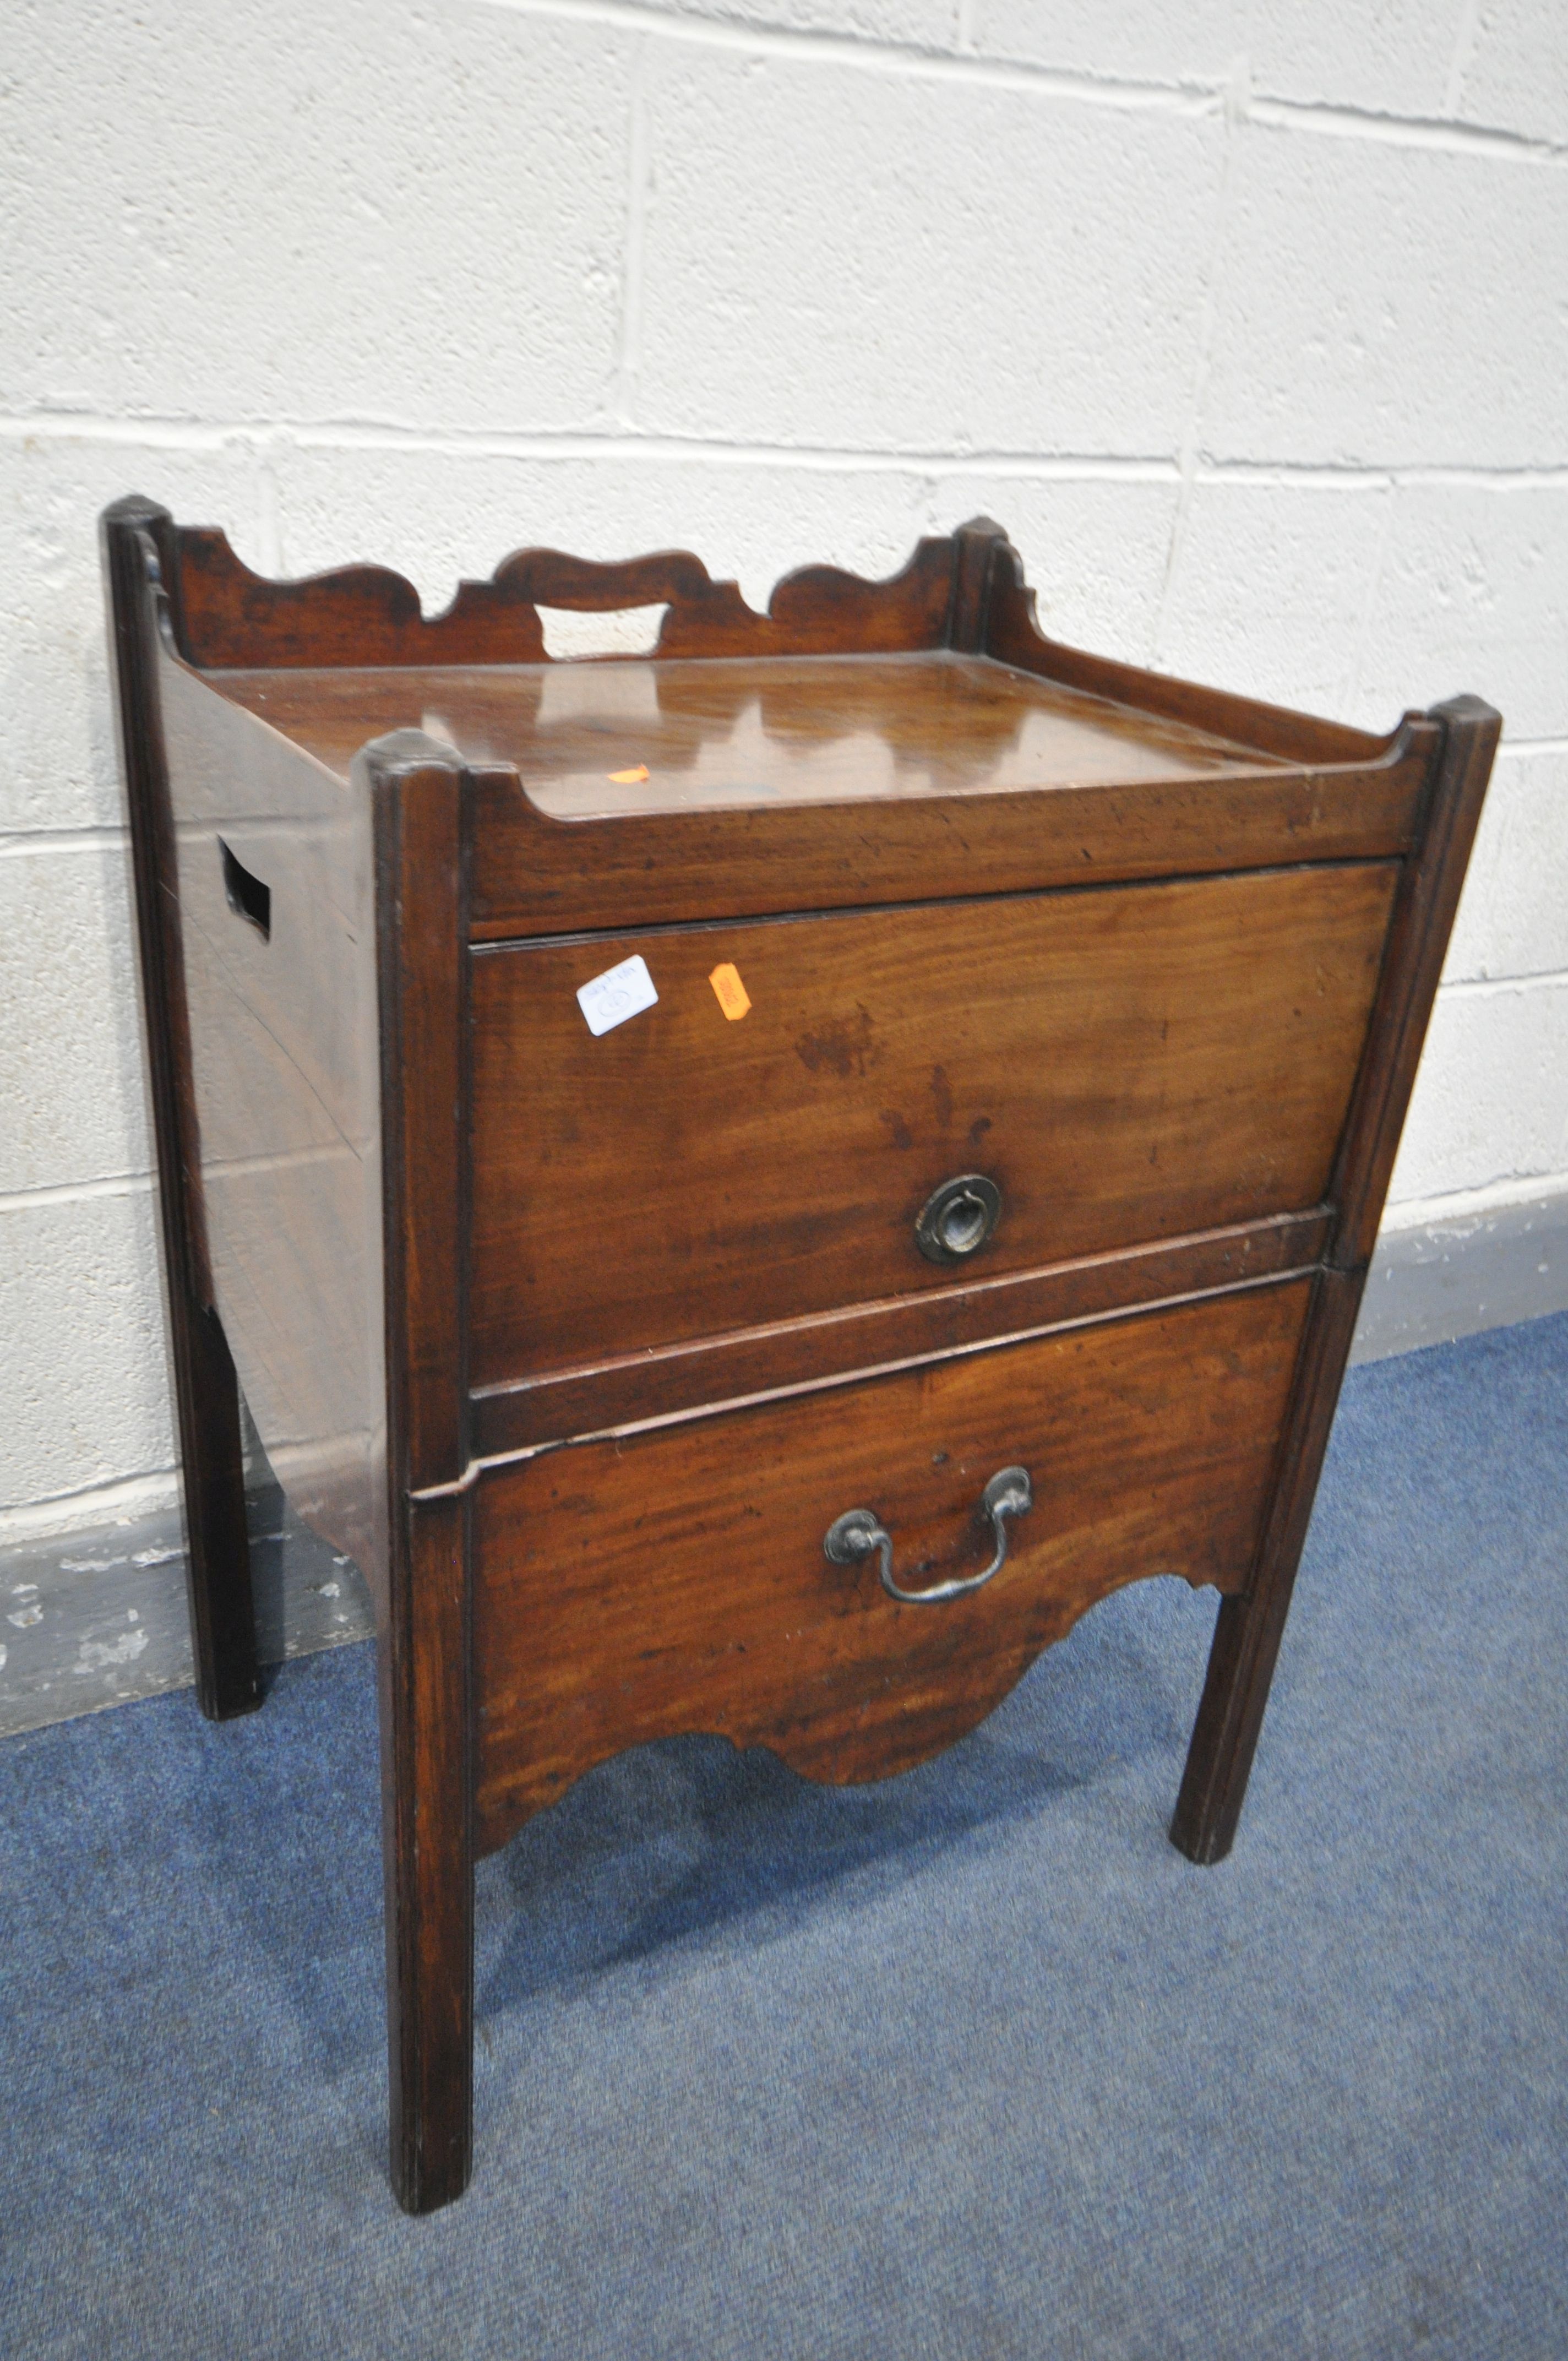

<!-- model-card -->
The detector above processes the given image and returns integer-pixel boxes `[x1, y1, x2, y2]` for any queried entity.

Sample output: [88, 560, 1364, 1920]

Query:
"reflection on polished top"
[209, 650, 1287, 819]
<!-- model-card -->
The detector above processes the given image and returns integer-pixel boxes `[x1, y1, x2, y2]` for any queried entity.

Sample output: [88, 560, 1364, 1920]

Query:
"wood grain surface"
[983, 528, 1397, 771]
[1170, 695, 1504, 1867]
[469, 864, 1397, 1389]
[368, 741, 476, 2215]
[460, 745, 1427, 942]
[101, 500, 262, 1721]
[472, 1278, 1311, 1852]
[1328, 697, 1504, 1270]
[470, 1209, 1330, 1455]
[169, 525, 959, 669]
[210, 651, 1281, 808]
[165, 513, 1406, 785]
[105, 496, 1501, 2220]
[179, 526, 1431, 945]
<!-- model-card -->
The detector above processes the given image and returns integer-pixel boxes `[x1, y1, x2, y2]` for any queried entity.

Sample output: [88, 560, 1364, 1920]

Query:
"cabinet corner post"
[100, 497, 261, 1722]
[364, 733, 476, 2215]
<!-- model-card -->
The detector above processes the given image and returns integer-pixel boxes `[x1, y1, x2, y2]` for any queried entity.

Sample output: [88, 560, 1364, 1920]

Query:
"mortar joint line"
[8, 411, 1568, 490]
[1438, 969, 1568, 1002]
[612, 35, 651, 431]
[475, 0, 1568, 162]
[1381, 1172, 1568, 1228]
[1343, 472, 1399, 719]
[0, 1173, 157, 1215]
[1152, 51, 1249, 667]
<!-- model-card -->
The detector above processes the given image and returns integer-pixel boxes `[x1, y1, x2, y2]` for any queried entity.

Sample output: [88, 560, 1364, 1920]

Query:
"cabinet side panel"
[156, 640, 385, 1579]
[101, 499, 261, 1720]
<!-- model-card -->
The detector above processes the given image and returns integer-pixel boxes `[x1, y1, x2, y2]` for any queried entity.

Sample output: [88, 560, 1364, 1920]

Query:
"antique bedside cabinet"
[101, 501, 1498, 2212]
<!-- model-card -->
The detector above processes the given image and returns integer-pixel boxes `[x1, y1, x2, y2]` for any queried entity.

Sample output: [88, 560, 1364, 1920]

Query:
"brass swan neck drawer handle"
[824, 1466, 1033, 1606]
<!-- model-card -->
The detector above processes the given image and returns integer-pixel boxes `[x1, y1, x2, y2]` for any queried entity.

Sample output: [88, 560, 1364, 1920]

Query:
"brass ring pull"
[824, 1466, 1033, 1605]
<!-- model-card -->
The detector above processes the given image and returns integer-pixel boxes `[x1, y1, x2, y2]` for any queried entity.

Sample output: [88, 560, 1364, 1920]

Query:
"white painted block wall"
[2, 0, 1565, 1537]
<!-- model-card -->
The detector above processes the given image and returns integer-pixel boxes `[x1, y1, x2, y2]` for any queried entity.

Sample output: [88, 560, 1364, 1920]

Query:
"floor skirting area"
[1, 1313, 1564, 2359]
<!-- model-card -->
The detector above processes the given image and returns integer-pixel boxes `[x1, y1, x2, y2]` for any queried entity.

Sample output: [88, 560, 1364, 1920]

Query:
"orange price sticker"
[709, 962, 751, 1022]
[607, 763, 650, 784]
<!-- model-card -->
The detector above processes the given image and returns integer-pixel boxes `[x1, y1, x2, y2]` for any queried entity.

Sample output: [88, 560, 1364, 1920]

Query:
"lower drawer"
[472, 1275, 1311, 1850]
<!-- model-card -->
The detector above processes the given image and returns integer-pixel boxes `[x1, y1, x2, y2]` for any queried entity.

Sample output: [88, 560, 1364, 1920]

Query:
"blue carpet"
[2, 1313, 1565, 2359]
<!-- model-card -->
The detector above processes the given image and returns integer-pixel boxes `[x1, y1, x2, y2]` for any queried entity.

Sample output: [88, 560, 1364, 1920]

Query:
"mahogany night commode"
[101, 501, 1498, 2212]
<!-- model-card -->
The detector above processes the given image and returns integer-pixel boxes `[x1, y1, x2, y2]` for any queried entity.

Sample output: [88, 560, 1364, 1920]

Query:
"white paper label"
[576, 953, 658, 1037]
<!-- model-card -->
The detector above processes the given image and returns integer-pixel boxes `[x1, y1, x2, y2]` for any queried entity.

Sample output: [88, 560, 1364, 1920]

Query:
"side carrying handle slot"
[219, 839, 271, 940]
[824, 1466, 1032, 1606]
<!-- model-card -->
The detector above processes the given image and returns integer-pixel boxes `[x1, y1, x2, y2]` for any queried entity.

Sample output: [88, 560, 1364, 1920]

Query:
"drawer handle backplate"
[824, 1465, 1033, 1606]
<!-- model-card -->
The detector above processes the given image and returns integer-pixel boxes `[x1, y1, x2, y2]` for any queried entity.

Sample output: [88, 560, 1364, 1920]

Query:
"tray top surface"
[208, 649, 1287, 817]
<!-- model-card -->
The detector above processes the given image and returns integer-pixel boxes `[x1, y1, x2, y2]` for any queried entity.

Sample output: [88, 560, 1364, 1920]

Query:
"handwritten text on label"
[577, 954, 659, 1037]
